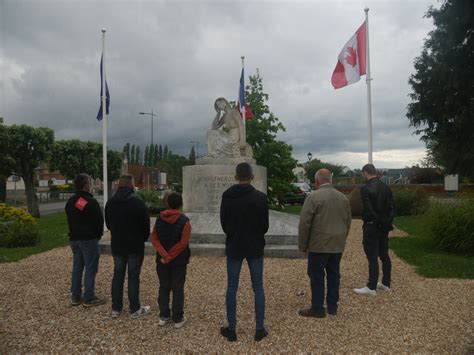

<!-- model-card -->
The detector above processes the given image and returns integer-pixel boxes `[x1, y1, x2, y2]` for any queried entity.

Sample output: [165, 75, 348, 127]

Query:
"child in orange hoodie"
[150, 192, 191, 328]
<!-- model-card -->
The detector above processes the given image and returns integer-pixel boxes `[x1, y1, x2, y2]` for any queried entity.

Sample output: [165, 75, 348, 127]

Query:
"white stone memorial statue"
[206, 97, 253, 158]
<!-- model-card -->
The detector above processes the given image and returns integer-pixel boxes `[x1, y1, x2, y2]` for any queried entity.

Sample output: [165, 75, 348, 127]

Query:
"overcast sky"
[1, 0, 438, 169]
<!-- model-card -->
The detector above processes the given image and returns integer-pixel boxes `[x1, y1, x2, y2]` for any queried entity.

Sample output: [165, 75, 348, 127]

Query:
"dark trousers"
[70, 239, 100, 303]
[363, 224, 392, 290]
[307, 252, 342, 314]
[111, 253, 144, 313]
[156, 262, 187, 322]
[226, 256, 265, 331]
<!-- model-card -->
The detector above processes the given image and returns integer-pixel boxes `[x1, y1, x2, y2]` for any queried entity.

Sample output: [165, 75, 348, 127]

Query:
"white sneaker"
[158, 317, 171, 326]
[111, 310, 121, 318]
[353, 286, 377, 297]
[174, 316, 186, 329]
[377, 282, 391, 291]
[130, 306, 151, 318]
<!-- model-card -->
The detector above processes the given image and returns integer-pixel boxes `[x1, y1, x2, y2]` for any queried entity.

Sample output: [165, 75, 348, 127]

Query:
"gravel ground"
[1, 220, 473, 353]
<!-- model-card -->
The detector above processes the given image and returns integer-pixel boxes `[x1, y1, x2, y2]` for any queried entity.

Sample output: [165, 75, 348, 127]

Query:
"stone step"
[99, 241, 305, 259]
[190, 233, 298, 245]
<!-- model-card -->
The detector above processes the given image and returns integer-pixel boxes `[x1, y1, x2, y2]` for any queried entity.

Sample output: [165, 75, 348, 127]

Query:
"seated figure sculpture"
[206, 98, 253, 158]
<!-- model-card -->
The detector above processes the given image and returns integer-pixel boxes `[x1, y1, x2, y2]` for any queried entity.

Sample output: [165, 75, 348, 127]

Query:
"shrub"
[0, 203, 39, 247]
[136, 189, 166, 215]
[424, 200, 474, 255]
[393, 187, 429, 216]
[349, 186, 363, 217]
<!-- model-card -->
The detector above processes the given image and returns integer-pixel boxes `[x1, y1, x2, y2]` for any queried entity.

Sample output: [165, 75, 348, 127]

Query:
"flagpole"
[365, 8, 373, 164]
[241, 56, 246, 145]
[101, 28, 108, 214]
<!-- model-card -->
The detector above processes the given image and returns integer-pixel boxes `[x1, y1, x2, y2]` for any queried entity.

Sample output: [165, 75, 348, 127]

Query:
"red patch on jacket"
[75, 197, 89, 211]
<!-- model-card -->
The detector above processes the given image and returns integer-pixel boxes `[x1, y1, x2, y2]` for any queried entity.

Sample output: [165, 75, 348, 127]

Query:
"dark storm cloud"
[1, 0, 437, 168]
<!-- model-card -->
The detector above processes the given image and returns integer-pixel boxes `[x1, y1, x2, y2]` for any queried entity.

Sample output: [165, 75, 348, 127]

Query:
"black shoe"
[83, 296, 106, 308]
[298, 308, 326, 318]
[70, 297, 83, 306]
[328, 309, 337, 316]
[255, 328, 268, 342]
[220, 326, 237, 342]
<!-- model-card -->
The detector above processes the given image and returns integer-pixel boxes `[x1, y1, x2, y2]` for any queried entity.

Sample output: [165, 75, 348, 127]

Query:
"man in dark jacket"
[219, 162, 269, 342]
[65, 173, 105, 307]
[354, 164, 395, 296]
[105, 174, 150, 318]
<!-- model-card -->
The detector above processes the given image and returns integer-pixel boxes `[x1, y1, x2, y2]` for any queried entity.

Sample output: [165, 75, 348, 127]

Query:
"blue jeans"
[112, 253, 144, 313]
[307, 252, 342, 314]
[70, 239, 100, 303]
[226, 256, 265, 331]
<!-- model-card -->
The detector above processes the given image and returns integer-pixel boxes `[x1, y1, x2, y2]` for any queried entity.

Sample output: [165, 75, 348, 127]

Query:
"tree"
[50, 140, 101, 179]
[188, 146, 196, 165]
[154, 144, 159, 165]
[305, 159, 345, 184]
[135, 146, 141, 165]
[122, 142, 130, 163]
[8, 125, 54, 217]
[245, 71, 296, 198]
[158, 144, 163, 161]
[407, 0, 474, 178]
[163, 145, 169, 160]
[0, 124, 15, 202]
[130, 144, 136, 165]
[144, 146, 150, 166]
[149, 144, 155, 167]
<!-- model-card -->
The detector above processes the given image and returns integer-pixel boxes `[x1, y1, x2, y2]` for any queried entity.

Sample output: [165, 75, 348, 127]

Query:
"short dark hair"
[167, 192, 183, 209]
[118, 174, 134, 188]
[74, 173, 90, 191]
[362, 164, 377, 176]
[236, 162, 252, 181]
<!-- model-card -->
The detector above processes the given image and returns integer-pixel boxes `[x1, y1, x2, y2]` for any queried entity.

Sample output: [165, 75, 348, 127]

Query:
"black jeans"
[111, 253, 144, 313]
[156, 261, 187, 322]
[307, 252, 342, 314]
[363, 224, 391, 290]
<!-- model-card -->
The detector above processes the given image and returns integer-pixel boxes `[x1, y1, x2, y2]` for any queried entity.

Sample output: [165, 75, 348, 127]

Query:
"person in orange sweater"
[150, 192, 191, 329]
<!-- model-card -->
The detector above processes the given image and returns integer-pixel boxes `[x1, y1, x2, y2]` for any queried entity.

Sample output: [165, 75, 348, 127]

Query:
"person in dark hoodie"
[65, 173, 105, 307]
[219, 162, 269, 342]
[150, 191, 191, 329]
[105, 174, 151, 318]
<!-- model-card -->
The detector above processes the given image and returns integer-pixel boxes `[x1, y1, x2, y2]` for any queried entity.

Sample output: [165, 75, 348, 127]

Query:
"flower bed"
[0, 204, 39, 248]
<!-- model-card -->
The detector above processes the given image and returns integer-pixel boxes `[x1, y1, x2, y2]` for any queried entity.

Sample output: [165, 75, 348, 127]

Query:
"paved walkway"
[1, 220, 473, 352]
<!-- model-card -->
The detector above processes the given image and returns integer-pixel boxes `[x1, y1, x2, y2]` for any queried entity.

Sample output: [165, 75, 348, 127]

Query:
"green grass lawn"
[392, 215, 474, 279]
[0, 212, 69, 263]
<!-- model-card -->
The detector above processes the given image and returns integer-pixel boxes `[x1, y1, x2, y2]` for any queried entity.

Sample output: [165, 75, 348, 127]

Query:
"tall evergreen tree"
[154, 144, 159, 165]
[158, 144, 163, 161]
[130, 144, 136, 165]
[135, 146, 141, 165]
[122, 142, 131, 163]
[163, 145, 168, 160]
[188, 146, 196, 165]
[149, 144, 155, 167]
[407, 0, 474, 178]
[144, 146, 149, 166]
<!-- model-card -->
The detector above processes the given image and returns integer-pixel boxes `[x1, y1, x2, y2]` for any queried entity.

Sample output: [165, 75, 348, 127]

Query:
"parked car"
[278, 182, 311, 205]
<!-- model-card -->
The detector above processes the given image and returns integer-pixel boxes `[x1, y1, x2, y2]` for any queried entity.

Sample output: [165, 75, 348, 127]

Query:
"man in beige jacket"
[298, 169, 351, 318]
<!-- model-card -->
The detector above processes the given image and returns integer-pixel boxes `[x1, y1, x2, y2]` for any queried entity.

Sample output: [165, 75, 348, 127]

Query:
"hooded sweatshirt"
[220, 183, 269, 259]
[105, 187, 150, 256]
[150, 209, 191, 265]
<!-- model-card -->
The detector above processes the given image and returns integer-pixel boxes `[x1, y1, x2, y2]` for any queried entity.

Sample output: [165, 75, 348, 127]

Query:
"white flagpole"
[365, 8, 373, 164]
[101, 28, 108, 213]
[241, 56, 246, 145]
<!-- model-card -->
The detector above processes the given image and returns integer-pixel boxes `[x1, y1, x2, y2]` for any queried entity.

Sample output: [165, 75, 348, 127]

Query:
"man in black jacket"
[354, 164, 395, 296]
[219, 162, 269, 342]
[105, 174, 151, 318]
[65, 173, 105, 307]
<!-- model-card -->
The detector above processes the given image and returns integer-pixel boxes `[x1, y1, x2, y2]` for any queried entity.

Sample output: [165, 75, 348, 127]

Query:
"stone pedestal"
[183, 159, 267, 213]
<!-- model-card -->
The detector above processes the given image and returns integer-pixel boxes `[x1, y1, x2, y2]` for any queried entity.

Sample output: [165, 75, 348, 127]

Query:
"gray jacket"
[298, 184, 351, 253]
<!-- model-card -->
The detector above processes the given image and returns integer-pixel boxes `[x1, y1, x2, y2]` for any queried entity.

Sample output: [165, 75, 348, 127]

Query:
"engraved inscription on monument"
[193, 176, 235, 213]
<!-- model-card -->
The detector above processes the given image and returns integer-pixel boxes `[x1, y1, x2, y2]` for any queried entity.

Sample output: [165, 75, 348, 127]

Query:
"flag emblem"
[75, 197, 89, 211]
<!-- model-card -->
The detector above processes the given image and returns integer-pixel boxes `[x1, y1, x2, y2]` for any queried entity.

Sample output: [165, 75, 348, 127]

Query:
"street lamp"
[139, 109, 158, 146]
[307, 152, 312, 162]
[190, 138, 200, 158]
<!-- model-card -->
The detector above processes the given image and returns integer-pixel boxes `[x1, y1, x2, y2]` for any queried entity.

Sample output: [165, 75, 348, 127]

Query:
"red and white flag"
[331, 21, 367, 89]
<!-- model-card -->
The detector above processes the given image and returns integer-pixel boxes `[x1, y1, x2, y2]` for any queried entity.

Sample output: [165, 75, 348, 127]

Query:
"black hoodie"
[220, 183, 269, 259]
[105, 187, 150, 256]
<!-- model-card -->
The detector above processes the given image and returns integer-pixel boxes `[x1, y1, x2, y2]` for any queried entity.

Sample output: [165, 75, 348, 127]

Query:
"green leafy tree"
[188, 146, 196, 165]
[305, 159, 345, 184]
[163, 145, 169, 160]
[407, 0, 474, 178]
[144, 146, 150, 166]
[0, 124, 15, 202]
[8, 125, 54, 217]
[135, 146, 141, 165]
[245, 71, 296, 198]
[130, 144, 136, 165]
[158, 144, 163, 161]
[50, 140, 101, 179]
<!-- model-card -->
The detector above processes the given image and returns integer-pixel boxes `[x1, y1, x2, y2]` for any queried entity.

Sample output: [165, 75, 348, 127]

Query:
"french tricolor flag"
[237, 68, 253, 119]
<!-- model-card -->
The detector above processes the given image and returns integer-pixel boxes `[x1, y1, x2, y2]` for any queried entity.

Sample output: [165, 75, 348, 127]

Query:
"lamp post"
[190, 138, 200, 158]
[307, 152, 312, 162]
[139, 109, 158, 146]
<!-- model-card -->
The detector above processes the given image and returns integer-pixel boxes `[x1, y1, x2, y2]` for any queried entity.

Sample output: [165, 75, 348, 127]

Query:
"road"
[39, 196, 104, 216]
